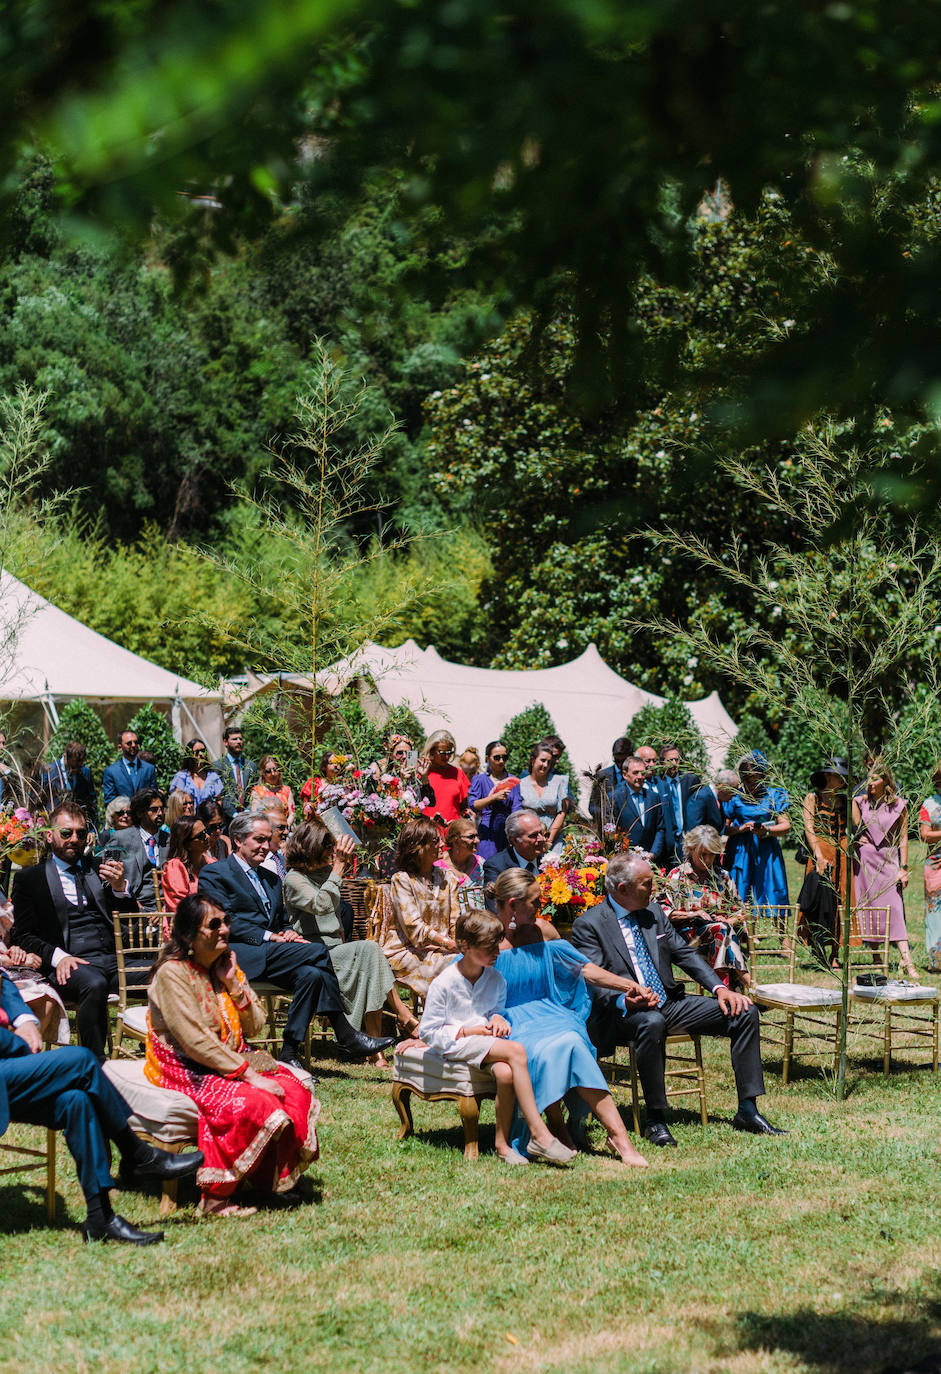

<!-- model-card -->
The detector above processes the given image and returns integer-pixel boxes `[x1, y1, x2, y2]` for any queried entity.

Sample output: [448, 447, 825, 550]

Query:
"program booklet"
[319, 806, 363, 847]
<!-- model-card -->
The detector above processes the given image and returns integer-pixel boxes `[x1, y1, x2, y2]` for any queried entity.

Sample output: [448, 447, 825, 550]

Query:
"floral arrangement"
[0, 808, 42, 866]
[537, 833, 608, 917]
[313, 780, 420, 840]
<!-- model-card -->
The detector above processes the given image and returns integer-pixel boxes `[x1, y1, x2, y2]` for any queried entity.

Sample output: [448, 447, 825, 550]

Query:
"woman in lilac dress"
[851, 761, 918, 979]
[467, 739, 516, 859]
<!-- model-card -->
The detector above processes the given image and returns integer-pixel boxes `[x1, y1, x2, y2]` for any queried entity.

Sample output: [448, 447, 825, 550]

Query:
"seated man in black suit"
[1, 968, 202, 1243]
[11, 801, 144, 1062]
[108, 787, 168, 913]
[611, 757, 667, 863]
[571, 851, 783, 1146]
[685, 769, 739, 835]
[482, 810, 548, 911]
[588, 737, 633, 833]
[198, 811, 393, 1068]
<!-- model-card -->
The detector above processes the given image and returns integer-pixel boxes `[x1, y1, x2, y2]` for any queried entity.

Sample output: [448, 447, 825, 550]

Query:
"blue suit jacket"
[684, 785, 726, 834]
[611, 783, 667, 861]
[0, 972, 34, 1135]
[102, 757, 158, 805]
[654, 772, 700, 859]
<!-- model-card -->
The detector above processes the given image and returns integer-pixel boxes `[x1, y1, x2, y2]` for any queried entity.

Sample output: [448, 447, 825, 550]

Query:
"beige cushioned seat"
[392, 1043, 494, 1097]
[103, 1058, 197, 1144]
[753, 982, 844, 1008]
[852, 982, 938, 1003]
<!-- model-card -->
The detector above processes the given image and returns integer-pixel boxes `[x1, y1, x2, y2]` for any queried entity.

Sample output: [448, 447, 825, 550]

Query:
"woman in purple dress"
[851, 761, 918, 979]
[467, 739, 516, 859]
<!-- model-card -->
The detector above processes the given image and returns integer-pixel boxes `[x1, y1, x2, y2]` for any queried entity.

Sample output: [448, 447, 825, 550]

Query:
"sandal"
[200, 1198, 258, 1219]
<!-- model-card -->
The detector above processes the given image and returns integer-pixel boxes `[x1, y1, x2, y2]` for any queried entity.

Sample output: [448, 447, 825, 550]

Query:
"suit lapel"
[598, 901, 638, 979]
[44, 856, 71, 943]
[228, 858, 269, 917]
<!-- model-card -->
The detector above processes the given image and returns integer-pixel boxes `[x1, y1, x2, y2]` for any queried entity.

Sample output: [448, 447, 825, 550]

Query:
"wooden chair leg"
[693, 1036, 707, 1126]
[45, 1128, 56, 1225]
[933, 1003, 939, 1071]
[883, 1006, 892, 1075]
[782, 1011, 794, 1085]
[628, 1045, 641, 1133]
[160, 1178, 180, 1217]
[458, 1094, 481, 1161]
[392, 1082, 414, 1140]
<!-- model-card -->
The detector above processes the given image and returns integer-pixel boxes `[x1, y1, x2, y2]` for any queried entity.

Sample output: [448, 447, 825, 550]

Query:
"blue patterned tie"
[620, 913, 667, 1007]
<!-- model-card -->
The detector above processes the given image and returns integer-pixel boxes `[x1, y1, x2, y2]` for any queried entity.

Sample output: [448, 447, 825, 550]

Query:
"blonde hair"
[867, 757, 898, 804]
[484, 867, 540, 909]
[445, 818, 478, 852]
[682, 824, 723, 859]
[165, 789, 194, 828]
[425, 729, 456, 755]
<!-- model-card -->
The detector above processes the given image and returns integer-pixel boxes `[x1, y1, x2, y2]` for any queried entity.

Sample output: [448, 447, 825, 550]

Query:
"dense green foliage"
[46, 698, 112, 786]
[625, 699, 708, 778]
[499, 702, 574, 786]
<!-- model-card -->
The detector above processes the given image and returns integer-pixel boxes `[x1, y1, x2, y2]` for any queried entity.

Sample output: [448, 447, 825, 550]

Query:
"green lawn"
[1, 853, 938, 1374]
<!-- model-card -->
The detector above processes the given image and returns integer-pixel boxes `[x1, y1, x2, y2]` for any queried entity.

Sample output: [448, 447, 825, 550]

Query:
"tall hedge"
[47, 699, 112, 786]
[499, 702, 576, 789]
[626, 698, 708, 777]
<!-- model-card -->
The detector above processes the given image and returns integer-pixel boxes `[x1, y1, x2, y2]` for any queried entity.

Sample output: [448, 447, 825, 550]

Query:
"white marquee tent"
[316, 639, 738, 808]
[0, 570, 224, 749]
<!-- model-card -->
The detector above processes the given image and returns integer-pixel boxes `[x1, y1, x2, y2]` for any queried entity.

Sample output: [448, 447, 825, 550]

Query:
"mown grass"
[1, 852, 937, 1374]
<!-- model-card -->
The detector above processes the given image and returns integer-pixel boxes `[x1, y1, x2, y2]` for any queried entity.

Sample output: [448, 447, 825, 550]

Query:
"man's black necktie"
[66, 864, 86, 913]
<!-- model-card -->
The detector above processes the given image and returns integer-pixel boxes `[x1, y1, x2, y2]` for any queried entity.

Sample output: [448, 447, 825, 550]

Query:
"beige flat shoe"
[527, 1137, 577, 1166]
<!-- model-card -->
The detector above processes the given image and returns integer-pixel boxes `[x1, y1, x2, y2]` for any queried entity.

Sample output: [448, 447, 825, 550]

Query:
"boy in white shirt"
[418, 910, 575, 1165]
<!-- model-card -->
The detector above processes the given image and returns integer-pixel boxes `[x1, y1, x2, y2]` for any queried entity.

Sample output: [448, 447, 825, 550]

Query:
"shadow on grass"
[0, 1181, 75, 1234]
[735, 1288, 941, 1373]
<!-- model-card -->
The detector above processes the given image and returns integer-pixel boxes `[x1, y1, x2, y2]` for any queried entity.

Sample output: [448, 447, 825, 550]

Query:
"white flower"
[655, 449, 667, 459]
[782, 319, 796, 329]
[683, 673, 693, 685]
[557, 637, 569, 648]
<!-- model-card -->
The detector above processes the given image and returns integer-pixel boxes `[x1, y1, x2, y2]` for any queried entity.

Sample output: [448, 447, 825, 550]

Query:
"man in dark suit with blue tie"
[654, 744, 701, 865]
[611, 757, 667, 863]
[588, 737, 633, 832]
[1, 967, 202, 1242]
[102, 730, 158, 805]
[571, 852, 782, 1147]
[198, 812, 394, 1068]
[685, 769, 740, 835]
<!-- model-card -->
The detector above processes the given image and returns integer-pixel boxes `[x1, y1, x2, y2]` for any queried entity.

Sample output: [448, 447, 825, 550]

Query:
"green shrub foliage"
[626, 698, 708, 778]
[47, 699, 112, 787]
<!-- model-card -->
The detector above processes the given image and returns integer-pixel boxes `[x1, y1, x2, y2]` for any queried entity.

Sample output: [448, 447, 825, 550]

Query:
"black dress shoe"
[334, 1028, 396, 1059]
[118, 1145, 204, 1188]
[732, 1110, 787, 1136]
[277, 1053, 320, 1083]
[83, 1213, 164, 1245]
[643, 1122, 677, 1148]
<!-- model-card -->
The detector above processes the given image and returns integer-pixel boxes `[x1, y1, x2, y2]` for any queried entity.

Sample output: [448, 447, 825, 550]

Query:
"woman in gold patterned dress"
[377, 816, 460, 998]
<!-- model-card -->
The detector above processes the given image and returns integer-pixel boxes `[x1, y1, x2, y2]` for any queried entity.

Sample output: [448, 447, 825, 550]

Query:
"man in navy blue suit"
[612, 757, 667, 863]
[0, 969, 202, 1242]
[588, 737, 633, 832]
[39, 741, 99, 827]
[654, 743, 701, 865]
[102, 729, 157, 805]
[685, 769, 740, 835]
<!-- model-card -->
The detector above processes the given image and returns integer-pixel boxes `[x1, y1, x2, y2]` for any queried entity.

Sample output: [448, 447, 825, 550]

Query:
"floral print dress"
[659, 860, 750, 989]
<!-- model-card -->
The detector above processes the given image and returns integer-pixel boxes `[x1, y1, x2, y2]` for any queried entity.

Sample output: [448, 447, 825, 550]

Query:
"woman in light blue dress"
[723, 752, 791, 909]
[508, 745, 572, 854]
[490, 868, 647, 1167]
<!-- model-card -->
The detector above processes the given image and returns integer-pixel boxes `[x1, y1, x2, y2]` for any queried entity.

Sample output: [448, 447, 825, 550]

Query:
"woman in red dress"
[145, 895, 319, 1218]
[421, 730, 470, 830]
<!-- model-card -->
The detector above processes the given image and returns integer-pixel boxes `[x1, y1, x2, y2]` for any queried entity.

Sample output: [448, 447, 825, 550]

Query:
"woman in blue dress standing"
[490, 868, 648, 1167]
[723, 752, 791, 909]
[466, 739, 516, 859]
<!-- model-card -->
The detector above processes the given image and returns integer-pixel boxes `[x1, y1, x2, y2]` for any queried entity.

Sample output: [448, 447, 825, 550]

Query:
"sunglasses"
[204, 916, 227, 932]
[205, 822, 223, 833]
[190, 830, 208, 842]
[56, 827, 88, 839]
[490, 753, 507, 761]
[112, 809, 131, 817]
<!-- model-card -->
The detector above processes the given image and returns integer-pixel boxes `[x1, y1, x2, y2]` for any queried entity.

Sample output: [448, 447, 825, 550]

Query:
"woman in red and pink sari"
[145, 895, 319, 1218]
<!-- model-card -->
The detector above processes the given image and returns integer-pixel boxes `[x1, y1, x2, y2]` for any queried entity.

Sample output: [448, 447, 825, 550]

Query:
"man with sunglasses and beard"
[10, 801, 146, 1062]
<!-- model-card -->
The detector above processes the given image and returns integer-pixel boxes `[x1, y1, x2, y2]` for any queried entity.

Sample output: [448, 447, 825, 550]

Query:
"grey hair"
[505, 809, 542, 844]
[229, 811, 270, 844]
[255, 797, 288, 819]
[682, 824, 723, 858]
[715, 769, 739, 790]
[104, 795, 131, 829]
[605, 850, 651, 892]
